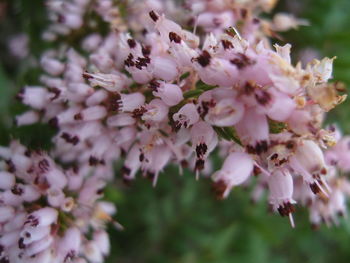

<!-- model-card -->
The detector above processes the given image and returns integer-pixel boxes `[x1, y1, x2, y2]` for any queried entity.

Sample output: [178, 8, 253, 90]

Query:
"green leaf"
[183, 82, 216, 99]
[104, 183, 123, 203]
[195, 80, 217, 91]
[213, 126, 242, 145]
[179, 72, 190, 81]
[268, 119, 287, 134]
[183, 89, 204, 99]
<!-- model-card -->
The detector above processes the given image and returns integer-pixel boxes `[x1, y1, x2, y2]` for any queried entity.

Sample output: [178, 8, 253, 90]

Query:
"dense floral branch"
[1, 0, 349, 262]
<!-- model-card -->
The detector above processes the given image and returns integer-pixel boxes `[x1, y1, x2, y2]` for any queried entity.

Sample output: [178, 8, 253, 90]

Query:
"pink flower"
[152, 81, 183, 106]
[193, 51, 239, 87]
[212, 152, 254, 198]
[191, 121, 218, 176]
[141, 99, 169, 123]
[268, 169, 296, 227]
[173, 103, 199, 130]
[236, 108, 269, 154]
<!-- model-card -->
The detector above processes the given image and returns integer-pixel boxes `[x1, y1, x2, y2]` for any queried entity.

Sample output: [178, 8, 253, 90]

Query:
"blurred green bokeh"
[1, 1, 350, 262]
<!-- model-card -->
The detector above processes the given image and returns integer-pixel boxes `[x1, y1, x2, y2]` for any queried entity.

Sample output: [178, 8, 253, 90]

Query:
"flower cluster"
[0, 141, 116, 263]
[43, 0, 125, 41]
[3, 0, 350, 261]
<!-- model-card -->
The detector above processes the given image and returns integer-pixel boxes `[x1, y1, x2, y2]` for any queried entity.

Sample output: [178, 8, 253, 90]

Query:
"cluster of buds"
[0, 141, 116, 263]
[4, 0, 350, 261]
[43, 0, 125, 41]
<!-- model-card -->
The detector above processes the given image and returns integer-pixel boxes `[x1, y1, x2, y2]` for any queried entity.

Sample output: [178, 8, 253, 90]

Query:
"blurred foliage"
[106, 164, 350, 263]
[1, 0, 350, 262]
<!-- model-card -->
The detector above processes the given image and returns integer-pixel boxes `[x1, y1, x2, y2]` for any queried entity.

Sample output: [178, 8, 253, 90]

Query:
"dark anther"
[211, 180, 227, 200]
[121, 166, 131, 176]
[82, 72, 93, 80]
[139, 153, 145, 162]
[199, 99, 216, 118]
[48, 87, 61, 101]
[124, 53, 135, 67]
[181, 160, 189, 168]
[89, 156, 99, 166]
[135, 56, 151, 69]
[246, 145, 256, 154]
[255, 90, 271, 106]
[240, 9, 248, 19]
[149, 10, 159, 22]
[196, 50, 211, 67]
[252, 18, 260, 24]
[25, 149, 32, 157]
[48, 117, 59, 128]
[286, 140, 295, 149]
[169, 32, 182, 43]
[6, 160, 16, 173]
[71, 136, 79, 145]
[253, 165, 261, 176]
[74, 113, 83, 121]
[277, 202, 295, 217]
[132, 106, 147, 118]
[127, 39, 136, 48]
[270, 153, 278, 160]
[254, 141, 268, 155]
[18, 238, 26, 249]
[172, 120, 182, 132]
[61, 133, 80, 145]
[243, 81, 256, 95]
[108, 93, 121, 112]
[142, 45, 151, 57]
[38, 159, 50, 172]
[195, 159, 205, 171]
[230, 53, 256, 69]
[310, 182, 320, 194]
[149, 79, 160, 91]
[196, 143, 208, 158]
[64, 251, 76, 263]
[221, 40, 233, 49]
[11, 184, 24, 196]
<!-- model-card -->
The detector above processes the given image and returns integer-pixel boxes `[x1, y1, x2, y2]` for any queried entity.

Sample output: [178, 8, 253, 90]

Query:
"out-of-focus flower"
[0, 141, 116, 263]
